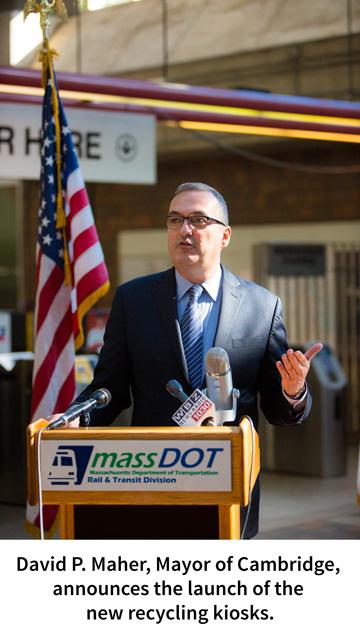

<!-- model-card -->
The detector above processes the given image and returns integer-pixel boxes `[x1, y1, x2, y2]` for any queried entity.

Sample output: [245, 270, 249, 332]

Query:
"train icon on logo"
[48, 445, 94, 486]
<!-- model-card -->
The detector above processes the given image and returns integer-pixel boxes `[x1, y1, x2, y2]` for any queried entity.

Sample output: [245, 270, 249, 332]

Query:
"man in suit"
[64, 182, 322, 538]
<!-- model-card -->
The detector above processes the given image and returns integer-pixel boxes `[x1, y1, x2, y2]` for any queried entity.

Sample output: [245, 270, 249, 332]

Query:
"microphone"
[166, 379, 189, 404]
[166, 380, 216, 427]
[204, 347, 240, 426]
[46, 388, 112, 430]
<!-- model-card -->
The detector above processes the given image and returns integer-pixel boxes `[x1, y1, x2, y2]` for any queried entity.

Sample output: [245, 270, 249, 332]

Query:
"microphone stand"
[203, 387, 240, 426]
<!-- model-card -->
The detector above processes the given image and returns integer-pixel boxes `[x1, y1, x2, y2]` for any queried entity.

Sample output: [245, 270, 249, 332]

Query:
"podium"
[27, 418, 260, 540]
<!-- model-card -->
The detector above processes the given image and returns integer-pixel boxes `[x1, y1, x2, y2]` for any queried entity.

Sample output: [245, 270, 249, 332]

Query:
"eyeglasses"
[166, 215, 226, 230]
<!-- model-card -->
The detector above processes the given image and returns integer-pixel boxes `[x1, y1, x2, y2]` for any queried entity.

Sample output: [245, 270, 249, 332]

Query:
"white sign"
[0, 311, 11, 353]
[40, 439, 232, 492]
[0, 103, 156, 183]
[172, 389, 216, 427]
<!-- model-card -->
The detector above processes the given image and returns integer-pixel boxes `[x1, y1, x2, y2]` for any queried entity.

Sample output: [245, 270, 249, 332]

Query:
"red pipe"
[1, 65, 360, 120]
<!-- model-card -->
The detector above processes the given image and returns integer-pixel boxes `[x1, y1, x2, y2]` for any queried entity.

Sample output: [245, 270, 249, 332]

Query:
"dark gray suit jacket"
[74, 266, 311, 537]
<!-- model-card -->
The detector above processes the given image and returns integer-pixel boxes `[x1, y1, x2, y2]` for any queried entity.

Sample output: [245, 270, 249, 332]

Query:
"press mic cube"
[171, 388, 216, 427]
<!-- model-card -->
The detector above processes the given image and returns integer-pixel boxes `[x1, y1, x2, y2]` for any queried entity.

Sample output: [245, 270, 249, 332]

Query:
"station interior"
[0, 0, 359, 540]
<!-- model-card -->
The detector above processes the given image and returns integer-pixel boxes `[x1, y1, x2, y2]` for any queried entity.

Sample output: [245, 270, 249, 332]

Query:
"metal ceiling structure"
[1, 65, 360, 144]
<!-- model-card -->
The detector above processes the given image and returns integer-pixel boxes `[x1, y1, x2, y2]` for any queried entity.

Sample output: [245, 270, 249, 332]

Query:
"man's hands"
[276, 343, 323, 398]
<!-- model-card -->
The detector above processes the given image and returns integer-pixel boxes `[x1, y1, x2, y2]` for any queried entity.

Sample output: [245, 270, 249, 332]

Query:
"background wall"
[20, 141, 360, 307]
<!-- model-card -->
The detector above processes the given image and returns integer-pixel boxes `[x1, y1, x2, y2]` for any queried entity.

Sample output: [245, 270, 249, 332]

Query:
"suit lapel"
[151, 268, 188, 378]
[214, 267, 245, 345]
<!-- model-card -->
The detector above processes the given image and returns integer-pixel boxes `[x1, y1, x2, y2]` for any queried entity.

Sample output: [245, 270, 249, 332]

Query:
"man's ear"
[221, 226, 231, 248]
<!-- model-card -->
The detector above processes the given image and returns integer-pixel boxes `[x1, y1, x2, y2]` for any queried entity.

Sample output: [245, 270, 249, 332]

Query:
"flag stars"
[41, 216, 50, 228]
[42, 234, 53, 246]
[48, 174, 55, 185]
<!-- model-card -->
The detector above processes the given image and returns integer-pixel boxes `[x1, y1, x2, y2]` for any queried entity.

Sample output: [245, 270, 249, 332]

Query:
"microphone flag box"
[171, 389, 216, 427]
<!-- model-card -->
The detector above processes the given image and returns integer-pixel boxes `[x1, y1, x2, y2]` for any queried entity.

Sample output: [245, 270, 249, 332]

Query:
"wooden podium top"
[28, 421, 240, 439]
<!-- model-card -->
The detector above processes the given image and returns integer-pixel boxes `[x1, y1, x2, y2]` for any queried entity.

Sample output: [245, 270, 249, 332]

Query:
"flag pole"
[24, 1, 71, 283]
[23, 0, 110, 539]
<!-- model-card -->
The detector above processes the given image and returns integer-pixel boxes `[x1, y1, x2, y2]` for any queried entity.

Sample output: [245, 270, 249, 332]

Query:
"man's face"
[167, 190, 231, 283]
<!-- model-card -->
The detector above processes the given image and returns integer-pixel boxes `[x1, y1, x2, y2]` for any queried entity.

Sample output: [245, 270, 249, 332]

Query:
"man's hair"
[174, 182, 229, 225]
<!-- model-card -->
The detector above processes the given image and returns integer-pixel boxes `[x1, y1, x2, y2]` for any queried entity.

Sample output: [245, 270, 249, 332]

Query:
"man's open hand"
[276, 343, 323, 398]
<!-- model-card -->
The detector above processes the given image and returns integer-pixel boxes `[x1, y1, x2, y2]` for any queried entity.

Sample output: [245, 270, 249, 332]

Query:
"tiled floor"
[0, 445, 359, 540]
[257, 444, 360, 539]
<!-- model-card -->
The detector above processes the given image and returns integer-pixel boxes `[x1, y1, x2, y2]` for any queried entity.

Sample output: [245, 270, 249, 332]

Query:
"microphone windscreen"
[205, 347, 230, 375]
[166, 380, 188, 403]
[91, 388, 112, 407]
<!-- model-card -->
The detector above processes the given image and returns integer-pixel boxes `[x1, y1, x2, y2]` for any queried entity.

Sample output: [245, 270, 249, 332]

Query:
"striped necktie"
[181, 284, 204, 390]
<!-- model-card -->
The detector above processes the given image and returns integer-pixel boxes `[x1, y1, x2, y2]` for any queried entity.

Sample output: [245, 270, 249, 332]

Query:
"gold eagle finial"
[23, 0, 40, 21]
[23, 1, 68, 40]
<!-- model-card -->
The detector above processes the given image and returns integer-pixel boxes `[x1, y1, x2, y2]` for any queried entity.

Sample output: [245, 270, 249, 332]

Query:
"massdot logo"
[48, 445, 94, 486]
[91, 447, 223, 470]
[115, 134, 138, 162]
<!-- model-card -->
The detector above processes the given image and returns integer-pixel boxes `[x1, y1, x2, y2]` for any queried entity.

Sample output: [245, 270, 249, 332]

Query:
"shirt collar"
[175, 266, 222, 302]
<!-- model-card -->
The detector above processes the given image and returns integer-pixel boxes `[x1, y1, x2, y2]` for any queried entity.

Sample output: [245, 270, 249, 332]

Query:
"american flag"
[25, 58, 109, 538]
